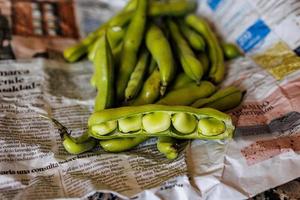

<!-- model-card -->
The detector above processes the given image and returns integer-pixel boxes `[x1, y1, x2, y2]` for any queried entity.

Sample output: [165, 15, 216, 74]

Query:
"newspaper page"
[0, 0, 300, 199]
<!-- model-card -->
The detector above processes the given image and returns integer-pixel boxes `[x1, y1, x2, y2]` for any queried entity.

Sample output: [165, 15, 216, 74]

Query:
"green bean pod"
[167, 20, 203, 84]
[185, 14, 224, 83]
[191, 86, 244, 111]
[93, 33, 114, 111]
[131, 68, 161, 106]
[88, 104, 234, 140]
[63, 2, 134, 63]
[125, 50, 150, 101]
[99, 136, 148, 153]
[63, 132, 97, 154]
[178, 20, 205, 51]
[198, 52, 210, 75]
[116, 0, 148, 101]
[149, 0, 197, 16]
[222, 43, 242, 60]
[41, 115, 97, 154]
[157, 81, 216, 106]
[170, 72, 193, 90]
[146, 24, 174, 96]
[157, 136, 179, 160]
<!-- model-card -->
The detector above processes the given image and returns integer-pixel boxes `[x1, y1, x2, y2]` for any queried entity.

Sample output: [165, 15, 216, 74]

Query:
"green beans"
[157, 137, 179, 160]
[93, 33, 115, 111]
[146, 24, 174, 96]
[198, 52, 210, 75]
[185, 14, 225, 83]
[157, 81, 216, 106]
[64, 7, 133, 63]
[41, 115, 97, 154]
[191, 86, 243, 111]
[178, 20, 205, 51]
[149, 0, 197, 16]
[168, 20, 203, 84]
[63, 132, 97, 154]
[132, 68, 161, 106]
[88, 104, 234, 140]
[125, 50, 150, 101]
[171, 72, 193, 90]
[99, 136, 148, 153]
[116, 0, 148, 101]
[222, 43, 242, 60]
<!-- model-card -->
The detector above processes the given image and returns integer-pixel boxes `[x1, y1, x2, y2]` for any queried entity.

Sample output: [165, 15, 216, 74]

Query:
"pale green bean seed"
[142, 112, 171, 133]
[198, 118, 225, 136]
[118, 115, 142, 133]
[172, 113, 197, 134]
[91, 120, 117, 135]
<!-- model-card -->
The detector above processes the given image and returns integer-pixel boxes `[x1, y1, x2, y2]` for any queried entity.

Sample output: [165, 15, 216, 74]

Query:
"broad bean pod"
[191, 86, 244, 111]
[146, 24, 174, 96]
[178, 20, 206, 51]
[125, 49, 150, 101]
[88, 104, 234, 140]
[131, 68, 161, 106]
[93, 33, 115, 111]
[116, 0, 148, 101]
[168, 20, 203, 84]
[156, 81, 216, 106]
[185, 14, 224, 83]
[99, 136, 148, 153]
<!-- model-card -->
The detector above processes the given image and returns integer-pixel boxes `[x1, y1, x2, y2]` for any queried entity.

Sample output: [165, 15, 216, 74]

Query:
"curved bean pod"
[149, 0, 197, 16]
[185, 14, 224, 83]
[179, 20, 205, 51]
[222, 43, 242, 60]
[146, 24, 174, 96]
[116, 0, 148, 101]
[170, 72, 193, 90]
[125, 50, 150, 101]
[191, 86, 244, 111]
[156, 81, 216, 106]
[157, 137, 179, 160]
[168, 20, 203, 84]
[131, 68, 161, 106]
[99, 136, 148, 153]
[93, 33, 114, 111]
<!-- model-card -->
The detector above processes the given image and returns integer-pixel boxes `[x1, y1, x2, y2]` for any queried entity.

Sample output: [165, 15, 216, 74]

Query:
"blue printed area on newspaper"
[236, 19, 271, 53]
[207, 0, 223, 11]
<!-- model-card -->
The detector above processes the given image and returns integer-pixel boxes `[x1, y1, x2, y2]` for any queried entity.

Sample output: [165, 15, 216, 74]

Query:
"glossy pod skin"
[99, 136, 148, 153]
[156, 81, 216, 106]
[131, 68, 161, 106]
[63, 1, 135, 63]
[178, 20, 205, 51]
[157, 136, 179, 160]
[146, 24, 174, 96]
[170, 72, 193, 90]
[93, 33, 115, 111]
[149, 0, 197, 16]
[116, 0, 148, 101]
[168, 20, 203, 84]
[125, 50, 150, 101]
[88, 104, 234, 140]
[222, 43, 242, 60]
[185, 14, 225, 84]
[191, 86, 244, 111]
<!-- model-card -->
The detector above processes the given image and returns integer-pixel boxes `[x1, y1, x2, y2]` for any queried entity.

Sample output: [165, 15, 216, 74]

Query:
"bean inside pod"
[88, 105, 234, 139]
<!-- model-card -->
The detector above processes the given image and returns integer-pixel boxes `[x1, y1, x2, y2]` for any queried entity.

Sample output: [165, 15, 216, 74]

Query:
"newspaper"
[0, 0, 300, 199]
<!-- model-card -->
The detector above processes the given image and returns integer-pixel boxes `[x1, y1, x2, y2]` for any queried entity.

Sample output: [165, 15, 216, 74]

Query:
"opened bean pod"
[88, 104, 234, 140]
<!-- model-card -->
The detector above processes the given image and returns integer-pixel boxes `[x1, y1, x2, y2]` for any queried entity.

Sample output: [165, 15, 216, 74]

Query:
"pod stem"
[39, 114, 71, 139]
[160, 85, 167, 96]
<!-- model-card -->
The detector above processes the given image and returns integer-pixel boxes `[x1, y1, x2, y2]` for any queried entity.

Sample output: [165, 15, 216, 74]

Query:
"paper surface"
[0, 0, 300, 199]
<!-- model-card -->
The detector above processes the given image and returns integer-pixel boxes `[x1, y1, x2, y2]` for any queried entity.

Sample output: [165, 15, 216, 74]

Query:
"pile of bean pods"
[62, 0, 243, 159]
